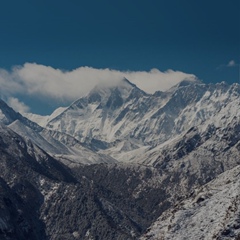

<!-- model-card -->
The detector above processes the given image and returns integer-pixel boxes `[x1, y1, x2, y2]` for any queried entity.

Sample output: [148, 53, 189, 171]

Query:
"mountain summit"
[45, 78, 147, 143]
[78, 77, 145, 108]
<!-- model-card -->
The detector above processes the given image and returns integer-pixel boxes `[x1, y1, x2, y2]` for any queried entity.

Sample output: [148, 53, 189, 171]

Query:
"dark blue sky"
[0, 0, 239, 83]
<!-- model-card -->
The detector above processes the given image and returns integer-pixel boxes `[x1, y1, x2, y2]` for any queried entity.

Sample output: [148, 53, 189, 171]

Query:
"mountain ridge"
[1, 79, 240, 239]
[32, 80, 240, 165]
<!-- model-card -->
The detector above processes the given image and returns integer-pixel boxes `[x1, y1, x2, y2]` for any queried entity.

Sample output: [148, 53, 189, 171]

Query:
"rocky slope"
[0, 124, 165, 239]
[141, 165, 240, 240]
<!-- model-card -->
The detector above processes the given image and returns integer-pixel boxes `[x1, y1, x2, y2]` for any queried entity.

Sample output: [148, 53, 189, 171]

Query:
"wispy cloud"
[7, 97, 30, 113]
[0, 69, 24, 95]
[0, 63, 198, 102]
[125, 68, 197, 93]
[218, 60, 239, 70]
[227, 60, 237, 67]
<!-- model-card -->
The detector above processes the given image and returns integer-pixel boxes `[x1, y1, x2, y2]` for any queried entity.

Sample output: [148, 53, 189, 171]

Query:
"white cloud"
[0, 69, 24, 96]
[0, 63, 198, 102]
[125, 68, 197, 93]
[217, 60, 239, 70]
[7, 97, 30, 113]
[227, 60, 236, 67]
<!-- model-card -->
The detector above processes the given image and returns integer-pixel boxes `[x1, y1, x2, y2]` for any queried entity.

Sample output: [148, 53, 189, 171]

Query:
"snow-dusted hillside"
[141, 165, 240, 240]
[0, 123, 147, 239]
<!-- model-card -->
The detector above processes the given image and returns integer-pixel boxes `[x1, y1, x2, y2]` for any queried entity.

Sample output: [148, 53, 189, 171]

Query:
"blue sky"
[0, 0, 239, 114]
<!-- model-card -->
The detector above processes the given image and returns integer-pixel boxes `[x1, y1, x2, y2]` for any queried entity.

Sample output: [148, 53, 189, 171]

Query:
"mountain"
[0, 98, 116, 165]
[0, 124, 155, 239]
[41, 79, 240, 164]
[0, 98, 42, 131]
[45, 78, 147, 143]
[1, 78, 240, 239]
[0, 123, 188, 240]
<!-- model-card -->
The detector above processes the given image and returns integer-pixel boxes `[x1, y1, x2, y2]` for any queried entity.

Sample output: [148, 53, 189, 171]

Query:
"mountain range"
[0, 78, 240, 239]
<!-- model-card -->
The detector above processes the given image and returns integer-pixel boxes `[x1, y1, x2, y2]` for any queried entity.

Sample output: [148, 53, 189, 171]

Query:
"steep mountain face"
[0, 99, 116, 165]
[0, 124, 75, 240]
[45, 78, 147, 144]
[9, 119, 116, 166]
[0, 99, 42, 131]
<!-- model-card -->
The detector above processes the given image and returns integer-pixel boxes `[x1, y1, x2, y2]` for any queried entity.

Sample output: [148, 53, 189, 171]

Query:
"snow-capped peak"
[86, 77, 141, 103]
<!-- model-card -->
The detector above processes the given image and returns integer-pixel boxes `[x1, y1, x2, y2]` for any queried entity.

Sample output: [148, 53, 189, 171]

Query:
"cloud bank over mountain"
[0, 63, 198, 99]
[0, 63, 198, 113]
